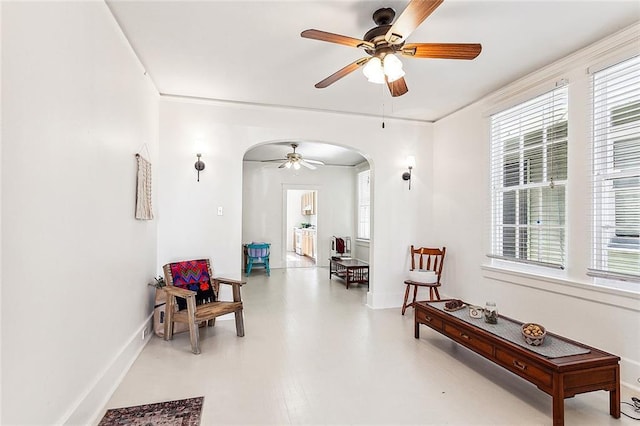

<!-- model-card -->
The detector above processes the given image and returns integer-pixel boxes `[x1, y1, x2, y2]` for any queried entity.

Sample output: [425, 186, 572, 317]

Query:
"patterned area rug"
[98, 396, 204, 426]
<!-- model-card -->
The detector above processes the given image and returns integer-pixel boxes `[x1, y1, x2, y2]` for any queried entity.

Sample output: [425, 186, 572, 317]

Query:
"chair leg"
[186, 296, 201, 354]
[266, 259, 270, 276]
[411, 284, 418, 306]
[164, 293, 174, 341]
[235, 309, 245, 337]
[246, 259, 253, 277]
[401, 284, 411, 315]
[433, 286, 441, 300]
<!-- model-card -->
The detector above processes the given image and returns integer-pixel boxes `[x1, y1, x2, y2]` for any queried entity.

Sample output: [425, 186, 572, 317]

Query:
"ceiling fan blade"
[299, 160, 317, 170]
[301, 29, 374, 50]
[385, 0, 443, 45]
[402, 43, 482, 60]
[278, 162, 288, 169]
[387, 77, 408, 97]
[304, 159, 325, 165]
[315, 57, 370, 89]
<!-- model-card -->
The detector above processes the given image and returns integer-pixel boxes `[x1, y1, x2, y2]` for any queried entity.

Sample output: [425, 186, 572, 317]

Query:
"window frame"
[357, 169, 370, 240]
[489, 86, 569, 269]
[590, 55, 640, 282]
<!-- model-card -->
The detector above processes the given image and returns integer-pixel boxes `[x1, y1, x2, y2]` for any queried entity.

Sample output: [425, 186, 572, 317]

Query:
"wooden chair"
[245, 242, 270, 276]
[402, 246, 446, 315]
[162, 259, 245, 354]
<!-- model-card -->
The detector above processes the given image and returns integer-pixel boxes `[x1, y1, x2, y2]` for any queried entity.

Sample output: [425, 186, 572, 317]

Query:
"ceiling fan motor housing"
[372, 7, 395, 26]
[364, 8, 403, 57]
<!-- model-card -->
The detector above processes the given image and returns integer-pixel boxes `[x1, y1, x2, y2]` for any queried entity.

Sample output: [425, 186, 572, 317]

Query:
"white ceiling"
[107, 0, 639, 165]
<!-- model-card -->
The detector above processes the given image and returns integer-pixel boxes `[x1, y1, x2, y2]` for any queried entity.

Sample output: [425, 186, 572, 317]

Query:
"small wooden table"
[328, 258, 369, 289]
[414, 301, 620, 426]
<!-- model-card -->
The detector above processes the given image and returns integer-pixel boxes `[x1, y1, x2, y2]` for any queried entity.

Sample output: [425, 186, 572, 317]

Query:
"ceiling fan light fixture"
[383, 54, 405, 82]
[363, 57, 385, 84]
[293, 161, 301, 170]
[285, 161, 292, 168]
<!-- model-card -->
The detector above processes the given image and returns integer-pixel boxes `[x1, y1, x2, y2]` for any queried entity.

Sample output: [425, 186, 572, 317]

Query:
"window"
[490, 86, 568, 268]
[591, 56, 640, 280]
[357, 170, 370, 239]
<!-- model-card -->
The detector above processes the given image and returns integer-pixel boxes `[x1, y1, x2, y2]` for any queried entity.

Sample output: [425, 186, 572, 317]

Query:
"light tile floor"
[100, 267, 637, 425]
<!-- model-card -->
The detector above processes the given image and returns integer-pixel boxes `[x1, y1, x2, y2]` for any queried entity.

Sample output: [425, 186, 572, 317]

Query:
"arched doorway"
[241, 140, 372, 274]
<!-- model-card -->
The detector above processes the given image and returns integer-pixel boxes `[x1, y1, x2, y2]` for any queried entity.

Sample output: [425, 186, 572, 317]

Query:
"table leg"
[610, 365, 621, 418]
[552, 374, 565, 426]
[414, 321, 420, 339]
[346, 267, 350, 289]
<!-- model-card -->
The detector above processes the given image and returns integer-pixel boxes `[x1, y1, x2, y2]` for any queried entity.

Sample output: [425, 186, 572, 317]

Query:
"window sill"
[355, 239, 370, 245]
[481, 259, 640, 312]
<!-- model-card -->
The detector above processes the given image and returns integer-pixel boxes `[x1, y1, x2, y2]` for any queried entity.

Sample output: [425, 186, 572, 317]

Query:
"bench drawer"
[415, 309, 443, 329]
[443, 322, 493, 357]
[495, 347, 553, 390]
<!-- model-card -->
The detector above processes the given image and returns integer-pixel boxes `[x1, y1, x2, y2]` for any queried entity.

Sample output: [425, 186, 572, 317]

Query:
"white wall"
[432, 25, 640, 390]
[244, 163, 354, 268]
[1, 2, 159, 424]
[158, 98, 433, 308]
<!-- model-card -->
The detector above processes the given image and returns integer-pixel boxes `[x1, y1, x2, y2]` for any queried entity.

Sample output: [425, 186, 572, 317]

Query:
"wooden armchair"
[162, 259, 245, 354]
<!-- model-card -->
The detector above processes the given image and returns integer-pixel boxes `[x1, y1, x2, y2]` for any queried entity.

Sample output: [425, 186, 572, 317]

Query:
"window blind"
[590, 55, 640, 281]
[489, 86, 568, 268]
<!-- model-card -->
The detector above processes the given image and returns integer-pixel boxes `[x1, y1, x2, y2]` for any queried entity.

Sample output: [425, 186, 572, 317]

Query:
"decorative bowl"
[522, 323, 546, 346]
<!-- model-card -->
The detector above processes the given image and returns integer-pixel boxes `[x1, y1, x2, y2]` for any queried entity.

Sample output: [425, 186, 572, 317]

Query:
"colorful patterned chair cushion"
[169, 259, 216, 310]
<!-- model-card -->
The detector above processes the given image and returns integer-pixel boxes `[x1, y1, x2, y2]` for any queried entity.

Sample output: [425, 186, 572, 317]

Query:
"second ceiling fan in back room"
[263, 143, 326, 170]
[301, 0, 482, 97]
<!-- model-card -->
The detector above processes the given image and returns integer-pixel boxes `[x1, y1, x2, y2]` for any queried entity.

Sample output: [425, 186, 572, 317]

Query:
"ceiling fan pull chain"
[381, 85, 386, 129]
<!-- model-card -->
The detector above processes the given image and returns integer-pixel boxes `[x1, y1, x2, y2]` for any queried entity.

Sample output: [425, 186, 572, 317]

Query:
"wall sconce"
[402, 155, 415, 190]
[194, 153, 205, 182]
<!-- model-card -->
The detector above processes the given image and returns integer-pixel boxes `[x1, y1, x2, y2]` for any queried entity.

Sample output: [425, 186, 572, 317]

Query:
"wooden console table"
[414, 301, 620, 426]
[328, 258, 368, 289]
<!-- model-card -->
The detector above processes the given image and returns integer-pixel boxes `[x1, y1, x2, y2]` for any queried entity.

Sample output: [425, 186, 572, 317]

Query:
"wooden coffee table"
[328, 258, 368, 289]
[414, 300, 620, 426]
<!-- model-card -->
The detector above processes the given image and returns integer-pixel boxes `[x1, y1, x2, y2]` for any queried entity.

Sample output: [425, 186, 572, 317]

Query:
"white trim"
[104, 1, 159, 94]
[482, 23, 640, 118]
[621, 357, 640, 394]
[587, 47, 640, 75]
[60, 314, 153, 425]
[161, 93, 434, 125]
[482, 262, 640, 310]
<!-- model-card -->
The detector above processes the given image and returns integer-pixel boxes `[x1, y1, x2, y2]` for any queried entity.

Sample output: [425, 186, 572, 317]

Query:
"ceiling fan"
[264, 143, 326, 170]
[301, 0, 481, 97]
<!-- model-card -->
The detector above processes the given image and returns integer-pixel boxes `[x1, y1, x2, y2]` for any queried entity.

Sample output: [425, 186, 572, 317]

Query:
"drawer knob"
[513, 360, 528, 371]
[425, 316, 432, 322]
[460, 333, 471, 340]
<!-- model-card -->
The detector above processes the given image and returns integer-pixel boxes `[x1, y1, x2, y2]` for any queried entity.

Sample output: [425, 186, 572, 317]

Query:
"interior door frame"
[282, 183, 322, 267]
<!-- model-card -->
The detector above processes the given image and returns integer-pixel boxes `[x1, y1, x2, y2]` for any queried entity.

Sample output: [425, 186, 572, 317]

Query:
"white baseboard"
[58, 314, 153, 426]
[622, 357, 640, 394]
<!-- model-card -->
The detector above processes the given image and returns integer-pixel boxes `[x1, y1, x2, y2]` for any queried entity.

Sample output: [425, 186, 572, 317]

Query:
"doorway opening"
[285, 189, 317, 268]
